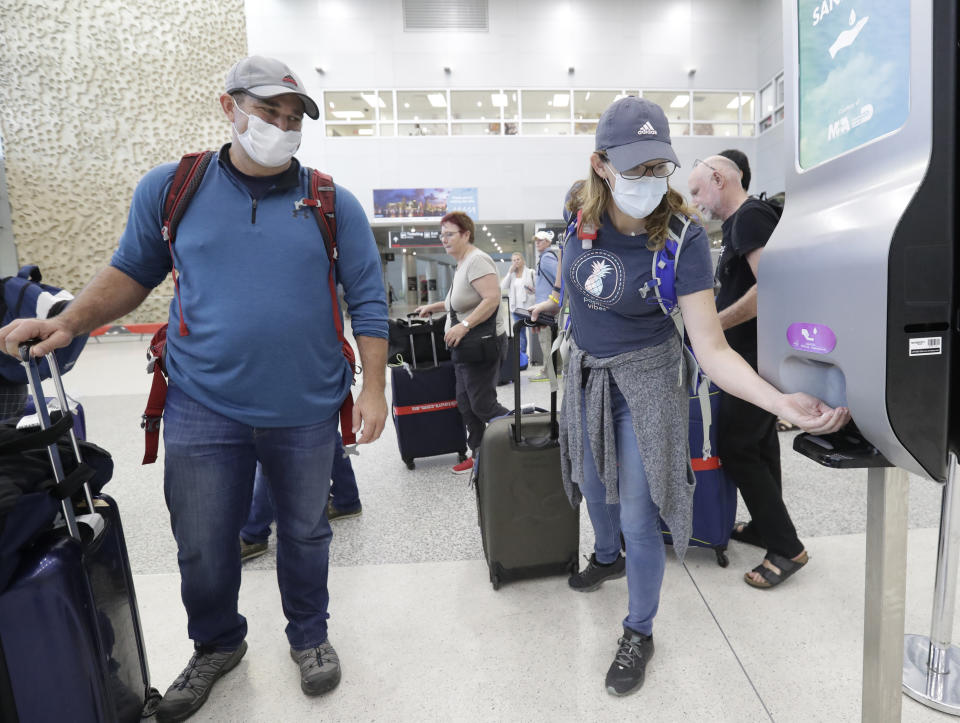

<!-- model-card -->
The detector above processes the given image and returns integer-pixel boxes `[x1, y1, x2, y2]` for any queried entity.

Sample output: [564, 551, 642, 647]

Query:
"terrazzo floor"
[43, 323, 959, 722]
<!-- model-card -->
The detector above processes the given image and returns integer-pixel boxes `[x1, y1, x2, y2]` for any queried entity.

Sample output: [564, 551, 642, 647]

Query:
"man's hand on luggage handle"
[0, 318, 74, 359]
[528, 300, 560, 323]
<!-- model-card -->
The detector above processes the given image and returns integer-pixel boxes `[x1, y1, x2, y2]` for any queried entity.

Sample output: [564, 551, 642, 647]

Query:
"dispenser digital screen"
[797, 0, 910, 169]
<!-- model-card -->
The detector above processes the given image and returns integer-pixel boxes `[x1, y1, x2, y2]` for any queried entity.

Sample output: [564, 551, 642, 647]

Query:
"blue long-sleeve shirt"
[111, 146, 388, 427]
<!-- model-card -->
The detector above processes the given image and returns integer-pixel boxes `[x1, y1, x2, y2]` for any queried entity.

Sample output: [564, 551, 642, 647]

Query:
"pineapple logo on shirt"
[570, 250, 625, 311]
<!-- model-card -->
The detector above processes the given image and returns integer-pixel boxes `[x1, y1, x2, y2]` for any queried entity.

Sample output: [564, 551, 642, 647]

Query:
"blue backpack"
[0, 265, 88, 383]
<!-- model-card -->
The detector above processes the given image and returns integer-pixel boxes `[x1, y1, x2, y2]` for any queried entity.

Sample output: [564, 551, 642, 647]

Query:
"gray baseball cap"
[596, 96, 680, 171]
[225, 56, 319, 120]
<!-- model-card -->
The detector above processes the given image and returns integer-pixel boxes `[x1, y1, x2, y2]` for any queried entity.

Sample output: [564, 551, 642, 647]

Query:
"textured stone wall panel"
[0, 0, 246, 323]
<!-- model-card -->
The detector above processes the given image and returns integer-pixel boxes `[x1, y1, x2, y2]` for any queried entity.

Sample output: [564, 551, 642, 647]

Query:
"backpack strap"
[161, 151, 215, 337]
[141, 152, 212, 463]
[297, 170, 360, 449]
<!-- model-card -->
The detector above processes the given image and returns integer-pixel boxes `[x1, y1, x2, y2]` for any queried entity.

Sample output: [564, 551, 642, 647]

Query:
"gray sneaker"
[568, 553, 626, 592]
[290, 640, 342, 695]
[240, 538, 268, 563]
[327, 501, 362, 521]
[155, 641, 248, 722]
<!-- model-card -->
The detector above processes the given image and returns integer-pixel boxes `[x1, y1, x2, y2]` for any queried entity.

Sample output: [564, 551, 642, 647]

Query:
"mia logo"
[571, 250, 625, 308]
[282, 74, 298, 87]
[636, 121, 657, 136]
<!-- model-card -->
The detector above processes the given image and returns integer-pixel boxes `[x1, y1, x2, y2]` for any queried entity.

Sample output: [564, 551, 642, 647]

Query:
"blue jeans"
[241, 432, 360, 543]
[578, 384, 665, 636]
[162, 383, 337, 650]
[510, 312, 528, 356]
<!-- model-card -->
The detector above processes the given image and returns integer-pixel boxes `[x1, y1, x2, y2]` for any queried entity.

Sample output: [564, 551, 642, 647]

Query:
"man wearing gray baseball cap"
[0, 54, 389, 721]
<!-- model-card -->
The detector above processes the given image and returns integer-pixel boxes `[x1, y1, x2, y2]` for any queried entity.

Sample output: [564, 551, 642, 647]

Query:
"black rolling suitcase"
[0, 345, 160, 722]
[474, 318, 579, 589]
[391, 316, 468, 470]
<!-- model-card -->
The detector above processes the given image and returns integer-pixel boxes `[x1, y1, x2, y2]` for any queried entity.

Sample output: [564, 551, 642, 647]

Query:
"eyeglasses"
[602, 155, 677, 180]
[439, 231, 460, 240]
[693, 159, 721, 174]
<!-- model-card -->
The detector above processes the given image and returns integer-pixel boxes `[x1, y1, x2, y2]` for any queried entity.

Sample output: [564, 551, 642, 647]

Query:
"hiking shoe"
[290, 640, 342, 696]
[327, 501, 362, 521]
[452, 457, 474, 475]
[155, 641, 248, 722]
[239, 538, 268, 563]
[605, 628, 654, 696]
[568, 553, 626, 592]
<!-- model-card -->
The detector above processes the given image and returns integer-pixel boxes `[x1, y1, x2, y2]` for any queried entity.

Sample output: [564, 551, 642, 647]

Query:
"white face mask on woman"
[605, 163, 668, 219]
[232, 103, 302, 168]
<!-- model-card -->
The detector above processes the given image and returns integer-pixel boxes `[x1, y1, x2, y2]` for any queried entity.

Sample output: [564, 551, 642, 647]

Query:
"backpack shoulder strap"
[161, 151, 214, 336]
[298, 169, 338, 263]
[298, 170, 360, 449]
[162, 151, 215, 245]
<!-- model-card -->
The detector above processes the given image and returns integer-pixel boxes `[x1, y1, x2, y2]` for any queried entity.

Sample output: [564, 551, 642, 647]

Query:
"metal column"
[862, 465, 910, 722]
[903, 453, 960, 714]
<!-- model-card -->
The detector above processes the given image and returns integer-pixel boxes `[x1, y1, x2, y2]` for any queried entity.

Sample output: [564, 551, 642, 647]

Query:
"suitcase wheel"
[715, 548, 729, 568]
[404, 458, 416, 470]
[457, 450, 467, 463]
[491, 574, 501, 591]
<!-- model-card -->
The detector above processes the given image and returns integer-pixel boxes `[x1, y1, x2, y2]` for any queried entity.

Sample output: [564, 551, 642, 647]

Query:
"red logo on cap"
[282, 74, 298, 87]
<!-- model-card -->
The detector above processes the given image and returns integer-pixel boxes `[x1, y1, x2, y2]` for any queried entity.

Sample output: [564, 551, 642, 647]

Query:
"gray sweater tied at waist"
[559, 334, 696, 560]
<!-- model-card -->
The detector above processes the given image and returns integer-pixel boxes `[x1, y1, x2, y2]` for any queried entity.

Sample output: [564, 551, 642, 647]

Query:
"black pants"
[717, 388, 803, 560]
[454, 335, 509, 453]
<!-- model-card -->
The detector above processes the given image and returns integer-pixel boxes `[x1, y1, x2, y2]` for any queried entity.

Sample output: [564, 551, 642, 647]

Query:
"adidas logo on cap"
[636, 121, 657, 136]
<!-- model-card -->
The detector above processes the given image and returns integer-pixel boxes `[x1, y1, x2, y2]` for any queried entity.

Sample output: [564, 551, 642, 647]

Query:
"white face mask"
[232, 103, 302, 168]
[605, 164, 668, 219]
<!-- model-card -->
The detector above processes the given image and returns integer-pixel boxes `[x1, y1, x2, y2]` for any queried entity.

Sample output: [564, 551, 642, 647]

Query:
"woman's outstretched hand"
[778, 392, 851, 435]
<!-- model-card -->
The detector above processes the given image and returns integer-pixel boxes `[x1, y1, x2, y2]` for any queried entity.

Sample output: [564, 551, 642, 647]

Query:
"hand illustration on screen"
[829, 10, 870, 59]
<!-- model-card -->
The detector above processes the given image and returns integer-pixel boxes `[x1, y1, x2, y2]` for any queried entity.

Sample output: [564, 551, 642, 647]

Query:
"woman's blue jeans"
[578, 384, 665, 636]
[162, 383, 337, 650]
[241, 431, 359, 543]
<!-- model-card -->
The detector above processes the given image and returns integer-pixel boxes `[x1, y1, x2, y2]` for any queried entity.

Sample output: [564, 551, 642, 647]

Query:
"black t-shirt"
[715, 198, 780, 359]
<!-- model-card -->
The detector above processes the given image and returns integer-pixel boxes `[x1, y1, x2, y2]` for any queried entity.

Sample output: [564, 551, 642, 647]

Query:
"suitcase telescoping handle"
[513, 318, 558, 444]
[403, 312, 442, 369]
[18, 340, 95, 542]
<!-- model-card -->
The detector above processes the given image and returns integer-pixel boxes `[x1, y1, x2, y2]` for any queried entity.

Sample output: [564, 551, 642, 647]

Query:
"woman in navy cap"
[530, 96, 849, 697]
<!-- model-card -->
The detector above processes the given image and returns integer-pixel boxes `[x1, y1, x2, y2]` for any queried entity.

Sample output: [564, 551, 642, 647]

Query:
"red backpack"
[141, 151, 357, 463]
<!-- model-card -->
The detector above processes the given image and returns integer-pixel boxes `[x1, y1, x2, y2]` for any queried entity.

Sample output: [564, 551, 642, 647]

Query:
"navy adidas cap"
[596, 96, 680, 171]
[225, 56, 319, 120]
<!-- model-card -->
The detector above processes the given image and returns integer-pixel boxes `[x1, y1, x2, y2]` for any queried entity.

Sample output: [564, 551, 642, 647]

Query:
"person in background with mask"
[0, 55, 389, 721]
[529, 97, 849, 698]
[531, 230, 560, 381]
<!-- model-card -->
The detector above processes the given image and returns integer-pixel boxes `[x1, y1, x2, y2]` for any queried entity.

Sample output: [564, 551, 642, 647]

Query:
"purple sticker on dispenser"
[786, 323, 836, 354]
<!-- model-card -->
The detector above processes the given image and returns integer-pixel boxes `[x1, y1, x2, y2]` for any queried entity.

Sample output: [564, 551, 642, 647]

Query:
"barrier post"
[903, 452, 960, 713]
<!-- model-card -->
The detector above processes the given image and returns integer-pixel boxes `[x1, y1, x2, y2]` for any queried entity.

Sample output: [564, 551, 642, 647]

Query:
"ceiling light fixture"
[726, 96, 744, 110]
[670, 94, 690, 108]
[427, 93, 447, 108]
[491, 93, 508, 107]
[553, 94, 570, 107]
[361, 93, 386, 108]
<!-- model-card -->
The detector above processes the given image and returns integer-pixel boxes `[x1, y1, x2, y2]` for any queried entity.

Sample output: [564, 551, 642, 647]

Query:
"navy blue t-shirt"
[564, 215, 714, 358]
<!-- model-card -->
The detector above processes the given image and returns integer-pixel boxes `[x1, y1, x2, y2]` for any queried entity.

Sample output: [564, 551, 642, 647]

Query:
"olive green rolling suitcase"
[473, 320, 579, 590]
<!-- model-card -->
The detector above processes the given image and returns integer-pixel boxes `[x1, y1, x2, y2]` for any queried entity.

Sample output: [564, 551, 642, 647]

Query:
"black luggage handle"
[512, 319, 559, 444]
[18, 340, 93, 542]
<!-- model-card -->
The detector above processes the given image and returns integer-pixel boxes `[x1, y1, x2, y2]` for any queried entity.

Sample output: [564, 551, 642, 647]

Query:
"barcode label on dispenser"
[909, 337, 942, 357]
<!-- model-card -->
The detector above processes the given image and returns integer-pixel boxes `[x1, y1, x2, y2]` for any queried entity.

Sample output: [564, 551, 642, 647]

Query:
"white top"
[500, 267, 535, 313]
[445, 247, 505, 335]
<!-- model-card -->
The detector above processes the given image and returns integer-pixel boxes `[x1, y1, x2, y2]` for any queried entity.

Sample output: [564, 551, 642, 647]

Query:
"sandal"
[730, 521, 765, 548]
[744, 551, 809, 589]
